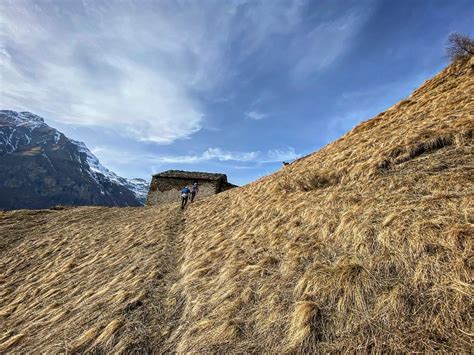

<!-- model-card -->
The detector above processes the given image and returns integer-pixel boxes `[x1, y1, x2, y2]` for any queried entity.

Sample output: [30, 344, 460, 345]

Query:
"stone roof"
[152, 170, 228, 182]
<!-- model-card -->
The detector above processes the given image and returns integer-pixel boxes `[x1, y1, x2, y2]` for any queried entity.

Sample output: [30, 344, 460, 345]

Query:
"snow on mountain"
[0, 111, 49, 155]
[0, 110, 149, 207]
[1, 110, 45, 127]
[71, 139, 149, 203]
[124, 178, 149, 203]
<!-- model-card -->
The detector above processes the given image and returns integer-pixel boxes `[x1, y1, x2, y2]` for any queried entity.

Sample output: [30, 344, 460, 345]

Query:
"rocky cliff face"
[0, 110, 148, 210]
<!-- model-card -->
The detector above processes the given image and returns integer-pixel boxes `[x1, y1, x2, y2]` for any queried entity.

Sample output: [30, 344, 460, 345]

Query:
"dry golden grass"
[170, 57, 474, 353]
[1, 56, 473, 352]
[1, 206, 186, 352]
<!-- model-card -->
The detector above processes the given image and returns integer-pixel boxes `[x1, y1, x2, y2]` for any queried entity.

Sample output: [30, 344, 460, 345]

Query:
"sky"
[1, 0, 473, 185]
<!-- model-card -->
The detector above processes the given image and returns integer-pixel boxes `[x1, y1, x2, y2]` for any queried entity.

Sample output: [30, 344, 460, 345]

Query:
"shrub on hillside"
[446, 32, 474, 61]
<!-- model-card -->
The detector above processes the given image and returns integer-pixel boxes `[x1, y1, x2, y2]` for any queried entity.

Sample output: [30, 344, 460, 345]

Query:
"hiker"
[190, 181, 198, 203]
[180, 185, 191, 209]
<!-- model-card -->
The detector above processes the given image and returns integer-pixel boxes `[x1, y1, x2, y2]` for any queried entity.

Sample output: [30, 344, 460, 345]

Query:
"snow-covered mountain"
[0, 110, 149, 210]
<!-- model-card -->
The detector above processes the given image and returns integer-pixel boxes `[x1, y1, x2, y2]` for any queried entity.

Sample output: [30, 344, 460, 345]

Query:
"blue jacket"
[181, 187, 191, 195]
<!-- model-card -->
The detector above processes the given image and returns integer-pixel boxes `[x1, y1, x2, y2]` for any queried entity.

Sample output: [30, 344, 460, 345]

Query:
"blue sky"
[1, 0, 473, 185]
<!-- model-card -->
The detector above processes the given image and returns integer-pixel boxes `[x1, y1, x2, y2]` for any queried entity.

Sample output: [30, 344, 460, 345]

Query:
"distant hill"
[0, 57, 472, 353]
[0, 110, 148, 209]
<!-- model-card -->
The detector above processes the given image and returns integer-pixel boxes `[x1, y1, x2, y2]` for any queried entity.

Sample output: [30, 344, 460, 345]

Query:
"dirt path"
[124, 207, 187, 352]
[159, 209, 186, 351]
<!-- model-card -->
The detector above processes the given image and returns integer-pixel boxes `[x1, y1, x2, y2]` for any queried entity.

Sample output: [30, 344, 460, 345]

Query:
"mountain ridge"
[0, 110, 148, 209]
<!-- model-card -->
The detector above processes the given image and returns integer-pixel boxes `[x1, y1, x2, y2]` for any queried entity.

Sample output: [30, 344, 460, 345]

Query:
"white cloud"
[264, 148, 300, 163]
[0, 0, 373, 143]
[245, 110, 268, 120]
[91, 145, 299, 166]
[202, 147, 259, 162]
[170, 146, 299, 164]
[0, 1, 207, 143]
[0, 0, 307, 143]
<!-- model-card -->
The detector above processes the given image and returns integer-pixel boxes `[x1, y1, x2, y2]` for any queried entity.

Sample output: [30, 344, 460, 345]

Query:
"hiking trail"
[155, 208, 187, 351]
[119, 206, 187, 352]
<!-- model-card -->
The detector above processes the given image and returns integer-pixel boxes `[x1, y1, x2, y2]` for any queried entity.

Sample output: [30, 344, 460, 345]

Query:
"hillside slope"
[173, 57, 473, 353]
[0, 57, 473, 353]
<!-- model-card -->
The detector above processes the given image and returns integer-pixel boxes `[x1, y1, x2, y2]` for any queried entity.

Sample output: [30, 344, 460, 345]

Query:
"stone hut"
[146, 170, 237, 205]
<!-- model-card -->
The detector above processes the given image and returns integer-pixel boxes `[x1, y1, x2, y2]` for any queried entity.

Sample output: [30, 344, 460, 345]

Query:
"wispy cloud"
[245, 110, 268, 120]
[290, 1, 375, 79]
[0, 0, 306, 143]
[264, 148, 300, 163]
[0, 0, 374, 144]
[92, 146, 299, 166]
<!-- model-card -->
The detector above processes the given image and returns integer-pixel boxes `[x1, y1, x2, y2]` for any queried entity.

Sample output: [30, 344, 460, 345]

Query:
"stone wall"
[146, 177, 219, 205]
